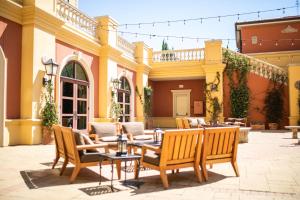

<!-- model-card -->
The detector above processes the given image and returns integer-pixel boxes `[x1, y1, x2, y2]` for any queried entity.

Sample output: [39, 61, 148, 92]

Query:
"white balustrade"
[56, 0, 97, 37]
[153, 48, 205, 62]
[117, 36, 136, 59]
[223, 48, 287, 82]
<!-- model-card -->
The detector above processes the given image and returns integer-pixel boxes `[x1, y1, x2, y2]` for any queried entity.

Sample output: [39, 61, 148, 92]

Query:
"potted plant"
[40, 82, 59, 144]
[264, 85, 284, 130]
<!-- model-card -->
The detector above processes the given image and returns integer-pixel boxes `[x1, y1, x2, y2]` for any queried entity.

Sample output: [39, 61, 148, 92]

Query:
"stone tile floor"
[0, 131, 299, 200]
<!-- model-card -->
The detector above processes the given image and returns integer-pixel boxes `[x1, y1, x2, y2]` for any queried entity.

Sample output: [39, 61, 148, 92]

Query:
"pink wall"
[240, 21, 300, 53]
[55, 40, 99, 117]
[0, 16, 22, 119]
[151, 79, 206, 117]
[223, 72, 289, 127]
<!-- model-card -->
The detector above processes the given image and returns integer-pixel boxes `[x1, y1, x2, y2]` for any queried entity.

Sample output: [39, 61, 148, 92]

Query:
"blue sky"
[79, 0, 298, 51]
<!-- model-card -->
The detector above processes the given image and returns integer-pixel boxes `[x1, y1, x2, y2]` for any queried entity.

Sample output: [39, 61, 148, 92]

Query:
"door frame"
[56, 54, 94, 124]
[60, 77, 89, 129]
[171, 89, 191, 118]
[0, 47, 7, 147]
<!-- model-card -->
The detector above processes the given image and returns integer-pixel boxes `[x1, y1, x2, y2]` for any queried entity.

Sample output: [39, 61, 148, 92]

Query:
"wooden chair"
[201, 127, 240, 181]
[52, 125, 68, 176]
[182, 118, 191, 129]
[175, 118, 184, 129]
[136, 129, 204, 189]
[60, 127, 121, 183]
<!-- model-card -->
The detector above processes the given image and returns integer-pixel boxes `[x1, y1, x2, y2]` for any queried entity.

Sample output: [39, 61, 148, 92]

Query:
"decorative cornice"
[0, 0, 23, 24]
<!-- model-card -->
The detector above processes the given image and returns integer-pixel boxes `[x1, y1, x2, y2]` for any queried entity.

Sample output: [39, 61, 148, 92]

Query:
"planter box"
[250, 124, 265, 130]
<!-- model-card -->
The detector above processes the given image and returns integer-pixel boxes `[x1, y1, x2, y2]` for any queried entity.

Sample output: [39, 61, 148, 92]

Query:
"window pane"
[125, 93, 130, 103]
[75, 63, 88, 81]
[118, 116, 123, 122]
[62, 82, 73, 97]
[125, 116, 130, 122]
[61, 62, 74, 78]
[62, 117, 73, 127]
[62, 99, 73, 114]
[125, 105, 130, 114]
[117, 92, 123, 103]
[77, 116, 87, 130]
[77, 101, 87, 114]
[78, 85, 87, 98]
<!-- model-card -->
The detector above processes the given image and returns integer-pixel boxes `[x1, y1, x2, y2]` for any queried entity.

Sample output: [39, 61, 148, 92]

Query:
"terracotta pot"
[268, 123, 278, 130]
[42, 126, 54, 145]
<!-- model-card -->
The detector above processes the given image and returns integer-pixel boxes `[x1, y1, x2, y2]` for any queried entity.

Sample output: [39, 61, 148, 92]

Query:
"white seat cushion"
[133, 135, 153, 140]
[100, 136, 118, 142]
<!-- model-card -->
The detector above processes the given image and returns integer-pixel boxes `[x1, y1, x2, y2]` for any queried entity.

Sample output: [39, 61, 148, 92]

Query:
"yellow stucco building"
[0, 0, 299, 146]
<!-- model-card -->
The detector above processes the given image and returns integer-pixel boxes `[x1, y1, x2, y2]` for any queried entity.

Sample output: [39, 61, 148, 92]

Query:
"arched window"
[60, 61, 89, 130]
[117, 77, 131, 122]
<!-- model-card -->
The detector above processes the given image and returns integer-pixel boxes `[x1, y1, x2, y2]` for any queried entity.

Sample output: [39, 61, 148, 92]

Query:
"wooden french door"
[117, 77, 131, 122]
[60, 61, 89, 130]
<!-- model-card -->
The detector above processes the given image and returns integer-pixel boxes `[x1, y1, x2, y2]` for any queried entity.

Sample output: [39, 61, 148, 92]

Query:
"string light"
[237, 13, 240, 21]
[112, 6, 296, 28]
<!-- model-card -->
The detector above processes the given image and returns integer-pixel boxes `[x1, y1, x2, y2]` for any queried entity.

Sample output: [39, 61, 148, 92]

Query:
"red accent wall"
[223, 72, 289, 127]
[55, 40, 99, 117]
[151, 79, 206, 117]
[0, 16, 22, 119]
[240, 21, 300, 53]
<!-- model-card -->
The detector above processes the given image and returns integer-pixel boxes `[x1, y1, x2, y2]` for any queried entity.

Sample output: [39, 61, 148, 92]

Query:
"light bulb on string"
[259, 41, 262, 46]
[283, 8, 286, 14]
[135, 33, 137, 38]
[139, 23, 141, 28]
[200, 18, 203, 24]
[237, 13, 240, 21]
[168, 21, 170, 26]
[218, 16, 221, 22]
[257, 11, 260, 18]
[181, 37, 184, 42]
[167, 36, 169, 40]
[153, 22, 155, 27]
[184, 20, 186, 25]
[275, 41, 278, 46]
[125, 24, 128, 29]
[291, 40, 295, 46]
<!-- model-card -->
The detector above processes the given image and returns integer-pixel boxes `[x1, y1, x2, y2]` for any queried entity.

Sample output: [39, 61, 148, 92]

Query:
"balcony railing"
[117, 36, 136, 60]
[223, 48, 287, 82]
[153, 48, 205, 62]
[56, 0, 97, 37]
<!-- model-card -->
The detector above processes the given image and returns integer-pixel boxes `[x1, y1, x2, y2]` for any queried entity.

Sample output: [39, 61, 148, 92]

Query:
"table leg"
[137, 159, 141, 180]
[99, 159, 102, 185]
[292, 128, 298, 139]
[124, 160, 127, 184]
[111, 160, 114, 192]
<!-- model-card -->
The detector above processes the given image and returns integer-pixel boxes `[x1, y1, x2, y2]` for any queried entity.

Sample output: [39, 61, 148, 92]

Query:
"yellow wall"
[288, 64, 300, 125]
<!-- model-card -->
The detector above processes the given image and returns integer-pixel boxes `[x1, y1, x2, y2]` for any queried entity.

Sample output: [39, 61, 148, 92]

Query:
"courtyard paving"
[0, 131, 300, 200]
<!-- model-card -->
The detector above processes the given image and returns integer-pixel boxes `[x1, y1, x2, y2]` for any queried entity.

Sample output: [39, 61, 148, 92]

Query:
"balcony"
[56, 0, 97, 38]
[153, 48, 205, 63]
[117, 36, 136, 60]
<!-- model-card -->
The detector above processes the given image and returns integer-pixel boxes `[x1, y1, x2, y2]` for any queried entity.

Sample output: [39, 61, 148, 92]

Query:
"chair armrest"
[89, 134, 99, 141]
[142, 144, 161, 154]
[76, 144, 108, 151]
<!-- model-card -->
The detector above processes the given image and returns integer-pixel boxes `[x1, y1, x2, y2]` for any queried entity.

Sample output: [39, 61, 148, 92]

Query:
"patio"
[0, 131, 299, 200]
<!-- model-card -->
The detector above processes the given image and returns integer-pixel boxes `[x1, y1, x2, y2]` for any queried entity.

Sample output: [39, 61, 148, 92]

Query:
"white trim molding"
[55, 53, 95, 124]
[0, 46, 7, 146]
[171, 89, 191, 118]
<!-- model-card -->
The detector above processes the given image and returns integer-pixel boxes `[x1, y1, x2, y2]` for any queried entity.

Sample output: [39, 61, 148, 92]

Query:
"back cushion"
[72, 130, 85, 156]
[122, 122, 144, 136]
[91, 123, 117, 137]
[187, 118, 198, 128]
[197, 118, 206, 126]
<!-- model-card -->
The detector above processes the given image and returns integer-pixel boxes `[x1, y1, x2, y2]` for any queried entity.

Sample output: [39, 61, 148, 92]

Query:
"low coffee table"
[99, 153, 141, 191]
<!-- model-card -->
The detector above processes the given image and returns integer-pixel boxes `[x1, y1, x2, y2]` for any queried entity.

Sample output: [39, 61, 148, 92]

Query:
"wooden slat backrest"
[203, 127, 239, 158]
[160, 129, 203, 166]
[175, 118, 184, 129]
[182, 118, 191, 129]
[53, 125, 65, 156]
[61, 127, 80, 163]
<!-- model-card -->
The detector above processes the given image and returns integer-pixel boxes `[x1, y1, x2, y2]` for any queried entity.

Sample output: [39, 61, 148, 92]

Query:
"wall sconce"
[42, 57, 59, 86]
[111, 78, 121, 90]
[210, 83, 218, 91]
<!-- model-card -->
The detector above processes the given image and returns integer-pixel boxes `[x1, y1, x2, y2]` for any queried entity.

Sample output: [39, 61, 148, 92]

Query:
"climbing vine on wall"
[223, 50, 250, 118]
[205, 72, 222, 124]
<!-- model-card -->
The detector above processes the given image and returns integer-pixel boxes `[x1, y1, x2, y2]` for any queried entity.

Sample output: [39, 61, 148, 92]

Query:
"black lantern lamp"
[153, 128, 163, 143]
[116, 133, 128, 156]
[42, 58, 59, 86]
[116, 123, 128, 156]
[112, 78, 121, 90]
